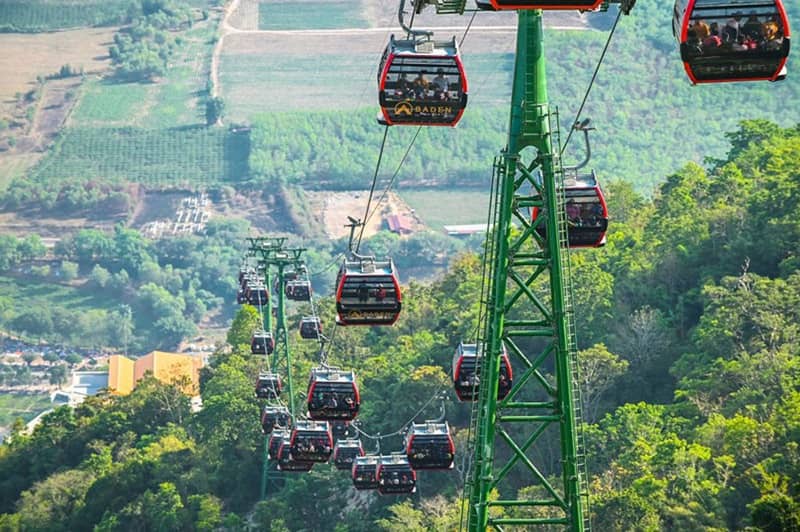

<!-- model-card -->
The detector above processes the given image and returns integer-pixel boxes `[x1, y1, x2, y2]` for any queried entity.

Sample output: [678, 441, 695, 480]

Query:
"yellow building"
[108, 351, 203, 396]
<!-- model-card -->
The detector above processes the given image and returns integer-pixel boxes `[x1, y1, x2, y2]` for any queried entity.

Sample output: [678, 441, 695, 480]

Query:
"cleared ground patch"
[398, 188, 490, 230]
[0, 27, 115, 107]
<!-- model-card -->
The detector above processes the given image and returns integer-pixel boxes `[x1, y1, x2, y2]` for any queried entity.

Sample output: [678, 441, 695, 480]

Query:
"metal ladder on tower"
[550, 110, 592, 532]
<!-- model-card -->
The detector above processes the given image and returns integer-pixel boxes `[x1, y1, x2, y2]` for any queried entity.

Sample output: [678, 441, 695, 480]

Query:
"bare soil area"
[304, 189, 425, 240]
[0, 28, 114, 105]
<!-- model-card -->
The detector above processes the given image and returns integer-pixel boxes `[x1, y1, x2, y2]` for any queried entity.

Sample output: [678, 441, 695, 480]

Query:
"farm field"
[0, 0, 132, 32]
[258, 0, 366, 30]
[0, 393, 52, 429]
[218, 32, 517, 120]
[0, 276, 118, 330]
[31, 126, 250, 187]
[0, 27, 116, 107]
[398, 188, 490, 230]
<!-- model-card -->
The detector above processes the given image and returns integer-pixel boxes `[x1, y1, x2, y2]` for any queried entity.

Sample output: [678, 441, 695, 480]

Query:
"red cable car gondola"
[251, 330, 275, 355]
[285, 280, 312, 301]
[307, 367, 360, 421]
[289, 420, 333, 463]
[531, 169, 608, 248]
[489, 0, 602, 10]
[376, 454, 417, 495]
[674, 0, 790, 83]
[255, 372, 282, 399]
[405, 422, 455, 470]
[453, 342, 513, 402]
[299, 316, 322, 339]
[277, 437, 314, 472]
[352, 456, 380, 490]
[378, 35, 468, 127]
[261, 406, 291, 433]
[333, 439, 365, 470]
[269, 429, 290, 460]
[335, 257, 402, 326]
[245, 283, 269, 307]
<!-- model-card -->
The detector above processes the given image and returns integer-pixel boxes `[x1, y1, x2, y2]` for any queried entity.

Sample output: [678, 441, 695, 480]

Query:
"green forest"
[1, 122, 798, 530]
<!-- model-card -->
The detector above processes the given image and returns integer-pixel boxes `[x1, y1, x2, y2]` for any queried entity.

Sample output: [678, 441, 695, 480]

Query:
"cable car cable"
[560, 8, 622, 155]
[350, 381, 445, 441]
[355, 125, 390, 253]
[364, 126, 423, 226]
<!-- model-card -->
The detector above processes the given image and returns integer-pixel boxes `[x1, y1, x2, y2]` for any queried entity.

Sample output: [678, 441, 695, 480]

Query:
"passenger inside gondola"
[413, 71, 429, 99]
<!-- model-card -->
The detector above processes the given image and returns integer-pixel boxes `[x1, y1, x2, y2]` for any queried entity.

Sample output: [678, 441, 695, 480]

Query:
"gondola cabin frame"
[673, 0, 791, 83]
[378, 35, 468, 127]
[335, 257, 402, 326]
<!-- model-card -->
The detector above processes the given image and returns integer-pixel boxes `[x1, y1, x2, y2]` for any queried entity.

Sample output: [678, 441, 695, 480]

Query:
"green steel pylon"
[247, 238, 307, 500]
[466, 10, 588, 531]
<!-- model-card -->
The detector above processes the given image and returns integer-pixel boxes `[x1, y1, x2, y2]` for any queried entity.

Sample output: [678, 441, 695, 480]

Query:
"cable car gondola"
[352, 456, 380, 490]
[531, 169, 608, 248]
[377, 454, 417, 495]
[673, 0, 790, 83]
[335, 257, 402, 326]
[299, 316, 322, 340]
[255, 372, 282, 399]
[405, 422, 455, 470]
[453, 342, 513, 402]
[261, 405, 291, 433]
[277, 437, 314, 472]
[289, 420, 333, 463]
[333, 438, 365, 470]
[286, 280, 312, 302]
[269, 429, 290, 460]
[236, 289, 247, 305]
[307, 367, 360, 421]
[245, 283, 269, 307]
[378, 35, 468, 127]
[251, 330, 275, 355]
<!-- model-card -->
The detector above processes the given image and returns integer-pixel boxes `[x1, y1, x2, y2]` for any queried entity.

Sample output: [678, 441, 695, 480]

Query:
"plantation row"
[31, 127, 250, 187]
[0, 0, 136, 32]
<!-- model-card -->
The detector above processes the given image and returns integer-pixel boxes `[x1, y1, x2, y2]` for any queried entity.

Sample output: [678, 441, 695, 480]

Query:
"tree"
[577, 343, 629, 422]
[226, 306, 261, 349]
[59, 261, 79, 282]
[17, 234, 46, 261]
[48, 365, 69, 387]
[89, 264, 111, 288]
[11, 308, 53, 341]
[205, 97, 224, 126]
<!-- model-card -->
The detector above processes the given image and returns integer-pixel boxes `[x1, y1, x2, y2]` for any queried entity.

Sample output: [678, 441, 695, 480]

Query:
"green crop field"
[399, 188, 491, 230]
[70, 81, 152, 125]
[0, 394, 52, 428]
[0, 0, 133, 32]
[0, 276, 117, 315]
[31, 126, 250, 186]
[258, 0, 366, 30]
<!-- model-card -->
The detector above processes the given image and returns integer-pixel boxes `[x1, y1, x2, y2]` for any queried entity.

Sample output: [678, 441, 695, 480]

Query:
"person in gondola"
[375, 286, 387, 301]
[326, 394, 338, 410]
[344, 395, 355, 410]
[566, 200, 582, 226]
[396, 72, 412, 98]
[722, 13, 743, 46]
[413, 71, 430, 99]
[742, 12, 764, 41]
[357, 283, 369, 302]
[432, 68, 449, 100]
[703, 23, 722, 49]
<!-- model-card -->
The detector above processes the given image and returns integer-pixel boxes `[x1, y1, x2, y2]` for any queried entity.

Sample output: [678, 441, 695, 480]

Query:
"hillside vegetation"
[1, 121, 798, 531]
